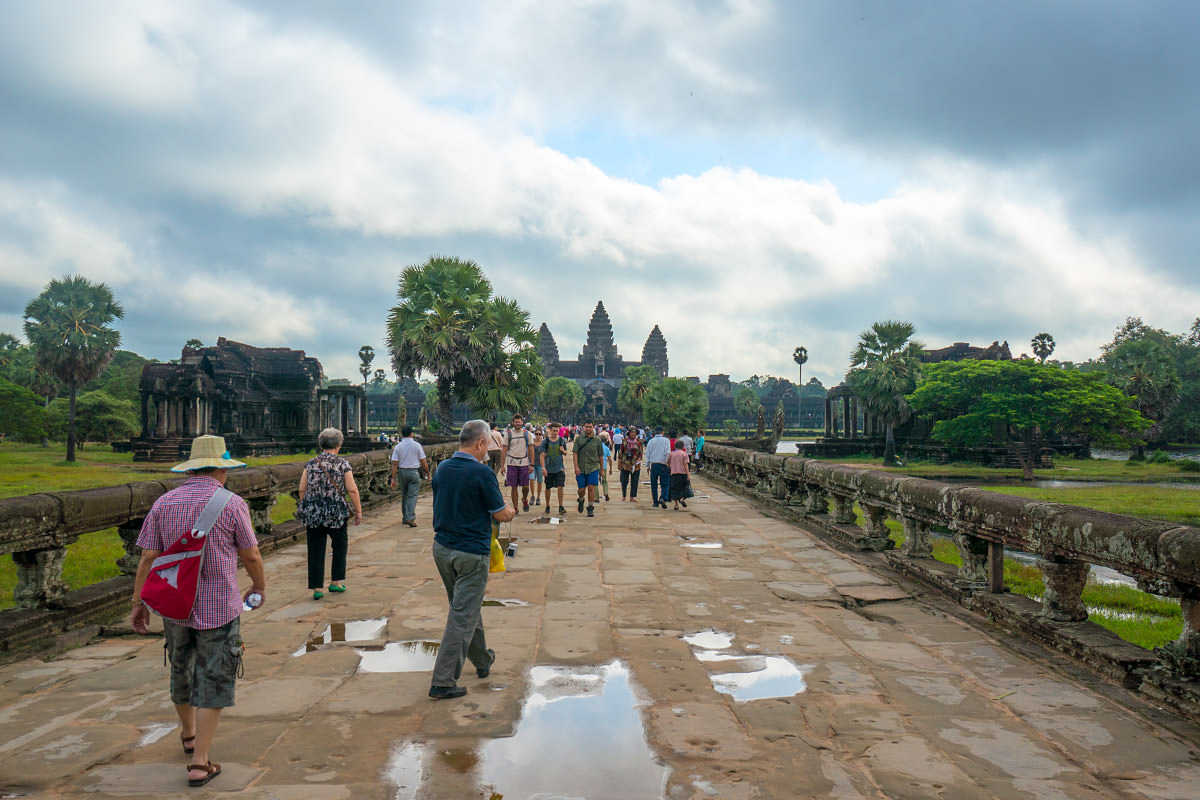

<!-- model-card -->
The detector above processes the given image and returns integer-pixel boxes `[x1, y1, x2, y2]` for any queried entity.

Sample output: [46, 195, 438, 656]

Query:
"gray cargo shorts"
[164, 617, 243, 708]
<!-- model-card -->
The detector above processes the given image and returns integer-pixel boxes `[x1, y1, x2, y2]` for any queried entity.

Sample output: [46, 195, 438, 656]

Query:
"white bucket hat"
[171, 435, 247, 473]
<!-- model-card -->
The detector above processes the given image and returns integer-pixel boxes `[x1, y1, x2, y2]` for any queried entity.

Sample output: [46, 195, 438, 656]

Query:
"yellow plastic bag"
[489, 520, 506, 573]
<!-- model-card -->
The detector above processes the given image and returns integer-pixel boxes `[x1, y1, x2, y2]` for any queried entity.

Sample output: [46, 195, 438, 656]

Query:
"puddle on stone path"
[385, 661, 668, 799]
[527, 515, 565, 524]
[481, 660, 668, 799]
[482, 598, 530, 607]
[683, 541, 723, 549]
[684, 630, 811, 702]
[292, 618, 389, 656]
[137, 722, 177, 747]
[357, 640, 440, 673]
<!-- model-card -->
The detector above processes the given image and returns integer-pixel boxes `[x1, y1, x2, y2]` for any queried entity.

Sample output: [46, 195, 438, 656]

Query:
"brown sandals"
[186, 761, 221, 787]
[180, 733, 196, 755]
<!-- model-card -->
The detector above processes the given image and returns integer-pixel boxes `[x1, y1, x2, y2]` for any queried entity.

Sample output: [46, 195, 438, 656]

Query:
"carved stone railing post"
[832, 495, 856, 525]
[116, 519, 145, 576]
[805, 484, 828, 515]
[1038, 556, 1089, 621]
[952, 525, 989, 592]
[1181, 593, 1200, 661]
[859, 503, 892, 550]
[900, 516, 933, 558]
[247, 493, 277, 536]
[13, 547, 68, 609]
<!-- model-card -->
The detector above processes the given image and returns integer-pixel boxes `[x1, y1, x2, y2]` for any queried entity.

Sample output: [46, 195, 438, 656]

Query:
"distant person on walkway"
[501, 414, 535, 513]
[694, 430, 705, 471]
[530, 429, 545, 508]
[539, 423, 568, 515]
[429, 419, 515, 700]
[599, 431, 613, 502]
[572, 420, 603, 517]
[677, 430, 693, 458]
[617, 427, 643, 502]
[645, 428, 671, 509]
[487, 423, 504, 476]
[669, 440, 691, 511]
[389, 426, 428, 528]
[297, 428, 363, 600]
[129, 435, 266, 788]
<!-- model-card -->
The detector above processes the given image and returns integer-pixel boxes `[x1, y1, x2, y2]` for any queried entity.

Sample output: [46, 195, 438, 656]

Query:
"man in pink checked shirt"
[129, 435, 267, 789]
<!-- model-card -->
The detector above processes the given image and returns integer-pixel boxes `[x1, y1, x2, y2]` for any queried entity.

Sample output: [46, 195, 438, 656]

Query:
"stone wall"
[0, 444, 459, 655]
[700, 443, 1200, 716]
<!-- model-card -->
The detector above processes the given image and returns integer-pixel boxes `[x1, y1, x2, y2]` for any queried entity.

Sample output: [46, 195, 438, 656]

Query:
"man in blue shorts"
[572, 420, 603, 517]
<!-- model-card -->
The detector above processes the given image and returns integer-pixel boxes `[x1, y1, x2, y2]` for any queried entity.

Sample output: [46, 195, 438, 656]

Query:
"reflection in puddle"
[683, 542, 723, 549]
[528, 515, 564, 524]
[384, 741, 423, 800]
[137, 722, 177, 747]
[357, 640, 440, 673]
[684, 630, 810, 702]
[482, 660, 668, 799]
[482, 598, 530, 607]
[292, 618, 388, 656]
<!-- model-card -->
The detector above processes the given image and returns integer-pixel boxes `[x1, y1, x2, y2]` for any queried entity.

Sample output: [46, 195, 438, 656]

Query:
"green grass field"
[824, 453, 1198, 484]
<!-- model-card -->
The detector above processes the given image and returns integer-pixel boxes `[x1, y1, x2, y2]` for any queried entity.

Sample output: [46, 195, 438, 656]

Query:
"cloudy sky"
[2, 0, 1199, 388]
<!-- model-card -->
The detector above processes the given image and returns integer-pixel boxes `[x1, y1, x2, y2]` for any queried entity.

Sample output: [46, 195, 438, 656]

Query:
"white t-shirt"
[390, 438, 426, 469]
[503, 427, 534, 465]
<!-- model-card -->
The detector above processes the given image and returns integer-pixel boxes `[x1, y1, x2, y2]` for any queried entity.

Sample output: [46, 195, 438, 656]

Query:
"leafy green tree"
[386, 256, 539, 427]
[734, 385, 760, 435]
[0, 333, 20, 371]
[23, 275, 124, 462]
[81, 350, 148, 404]
[721, 419, 740, 440]
[642, 378, 709, 435]
[0, 377, 46, 441]
[184, 338, 203, 349]
[1104, 339, 1180, 457]
[845, 320, 924, 466]
[909, 360, 1148, 481]
[1031, 332, 1055, 363]
[69, 390, 139, 444]
[539, 376, 585, 422]
[372, 368, 387, 388]
[617, 364, 662, 420]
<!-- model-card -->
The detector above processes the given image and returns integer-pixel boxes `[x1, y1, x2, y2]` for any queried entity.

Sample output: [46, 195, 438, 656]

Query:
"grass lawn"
[0, 442, 314, 611]
[821, 454, 1199, 484]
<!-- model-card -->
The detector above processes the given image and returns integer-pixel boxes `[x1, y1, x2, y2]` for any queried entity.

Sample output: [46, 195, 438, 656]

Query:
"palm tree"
[617, 364, 660, 421]
[23, 275, 124, 461]
[386, 256, 540, 428]
[793, 345, 808, 430]
[1031, 333, 1055, 363]
[846, 320, 924, 467]
[358, 345, 375, 387]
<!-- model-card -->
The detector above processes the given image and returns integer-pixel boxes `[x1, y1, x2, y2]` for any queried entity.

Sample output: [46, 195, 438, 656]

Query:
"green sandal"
[312, 590, 324, 600]
[329, 584, 346, 593]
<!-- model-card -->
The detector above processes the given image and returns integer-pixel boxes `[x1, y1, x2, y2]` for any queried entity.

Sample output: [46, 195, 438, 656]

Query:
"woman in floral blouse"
[296, 428, 363, 600]
[617, 428, 644, 502]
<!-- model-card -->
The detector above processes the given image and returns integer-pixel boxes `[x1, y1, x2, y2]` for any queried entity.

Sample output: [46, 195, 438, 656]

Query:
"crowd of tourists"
[126, 417, 705, 787]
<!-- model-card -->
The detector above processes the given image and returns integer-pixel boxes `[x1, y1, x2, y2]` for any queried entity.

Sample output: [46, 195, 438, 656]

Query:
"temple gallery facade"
[129, 338, 369, 461]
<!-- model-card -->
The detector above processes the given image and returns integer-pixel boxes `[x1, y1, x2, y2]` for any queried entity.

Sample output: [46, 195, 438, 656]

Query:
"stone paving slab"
[3, 472, 1200, 798]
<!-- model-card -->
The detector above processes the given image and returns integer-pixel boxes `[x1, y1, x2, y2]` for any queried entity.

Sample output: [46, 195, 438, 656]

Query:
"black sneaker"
[587, 506, 595, 517]
[559, 506, 567, 515]
[428, 685, 467, 700]
[545, 506, 550, 514]
[577, 497, 585, 513]
[477, 648, 496, 678]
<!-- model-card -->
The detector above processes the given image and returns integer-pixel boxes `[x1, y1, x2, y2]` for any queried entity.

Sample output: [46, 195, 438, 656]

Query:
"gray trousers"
[398, 468, 421, 522]
[431, 540, 491, 687]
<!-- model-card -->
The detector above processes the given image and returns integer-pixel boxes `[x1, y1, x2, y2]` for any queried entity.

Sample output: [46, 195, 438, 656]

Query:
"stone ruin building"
[538, 301, 669, 420]
[130, 338, 369, 462]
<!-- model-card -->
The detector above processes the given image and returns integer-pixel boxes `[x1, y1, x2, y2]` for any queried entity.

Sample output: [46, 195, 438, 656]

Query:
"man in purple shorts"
[500, 413, 535, 513]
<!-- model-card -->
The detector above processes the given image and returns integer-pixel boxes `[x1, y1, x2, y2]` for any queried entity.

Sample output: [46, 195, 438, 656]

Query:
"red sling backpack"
[140, 488, 234, 623]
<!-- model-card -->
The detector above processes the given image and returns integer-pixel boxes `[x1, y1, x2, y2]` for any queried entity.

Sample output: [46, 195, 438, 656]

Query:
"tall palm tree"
[386, 256, 540, 428]
[846, 320, 924, 466]
[358, 345, 375, 386]
[23, 275, 124, 461]
[793, 345, 808, 429]
[1031, 333, 1055, 363]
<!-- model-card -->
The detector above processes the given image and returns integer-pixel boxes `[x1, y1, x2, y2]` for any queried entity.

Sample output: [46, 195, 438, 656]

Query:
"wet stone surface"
[4, 472, 1200, 798]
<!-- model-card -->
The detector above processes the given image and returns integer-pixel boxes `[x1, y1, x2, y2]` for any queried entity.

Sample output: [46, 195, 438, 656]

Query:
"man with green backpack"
[537, 422, 568, 515]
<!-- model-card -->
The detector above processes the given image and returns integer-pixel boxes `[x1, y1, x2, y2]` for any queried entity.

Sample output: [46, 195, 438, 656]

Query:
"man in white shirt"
[389, 426, 429, 527]
[643, 428, 672, 509]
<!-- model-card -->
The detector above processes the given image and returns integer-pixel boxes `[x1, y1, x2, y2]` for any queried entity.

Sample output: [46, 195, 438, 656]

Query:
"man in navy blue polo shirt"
[428, 419, 516, 700]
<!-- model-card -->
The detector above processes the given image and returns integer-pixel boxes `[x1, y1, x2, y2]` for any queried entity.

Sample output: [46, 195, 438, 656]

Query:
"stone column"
[155, 397, 166, 436]
[900, 516, 933, 558]
[805, 484, 829, 515]
[824, 398, 833, 438]
[842, 396, 851, 440]
[953, 525, 990, 592]
[849, 398, 858, 439]
[140, 393, 150, 436]
[247, 494, 278, 536]
[1038, 555, 1089, 621]
[832, 495, 857, 525]
[859, 503, 892, 549]
[13, 547, 68, 609]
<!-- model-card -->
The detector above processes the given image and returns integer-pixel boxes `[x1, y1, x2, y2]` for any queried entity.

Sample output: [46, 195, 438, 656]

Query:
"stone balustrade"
[701, 444, 1200, 691]
[0, 444, 458, 653]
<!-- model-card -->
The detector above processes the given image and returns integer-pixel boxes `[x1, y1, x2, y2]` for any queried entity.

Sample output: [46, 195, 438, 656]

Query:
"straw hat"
[171, 435, 247, 473]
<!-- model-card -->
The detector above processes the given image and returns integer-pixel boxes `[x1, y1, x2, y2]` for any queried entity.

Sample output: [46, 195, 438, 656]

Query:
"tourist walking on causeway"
[645, 427, 672, 509]
[530, 428, 545, 508]
[573, 420, 604, 516]
[487, 422, 504, 476]
[539, 422, 569, 515]
[429, 420, 516, 700]
[599, 431, 613, 502]
[694, 429, 705, 472]
[617, 426, 643, 501]
[128, 435, 266, 788]
[501, 413, 535, 513]
[669, 440, 691, 511]
[389, 426, 429, 528]
[297, 428, 363, 599]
